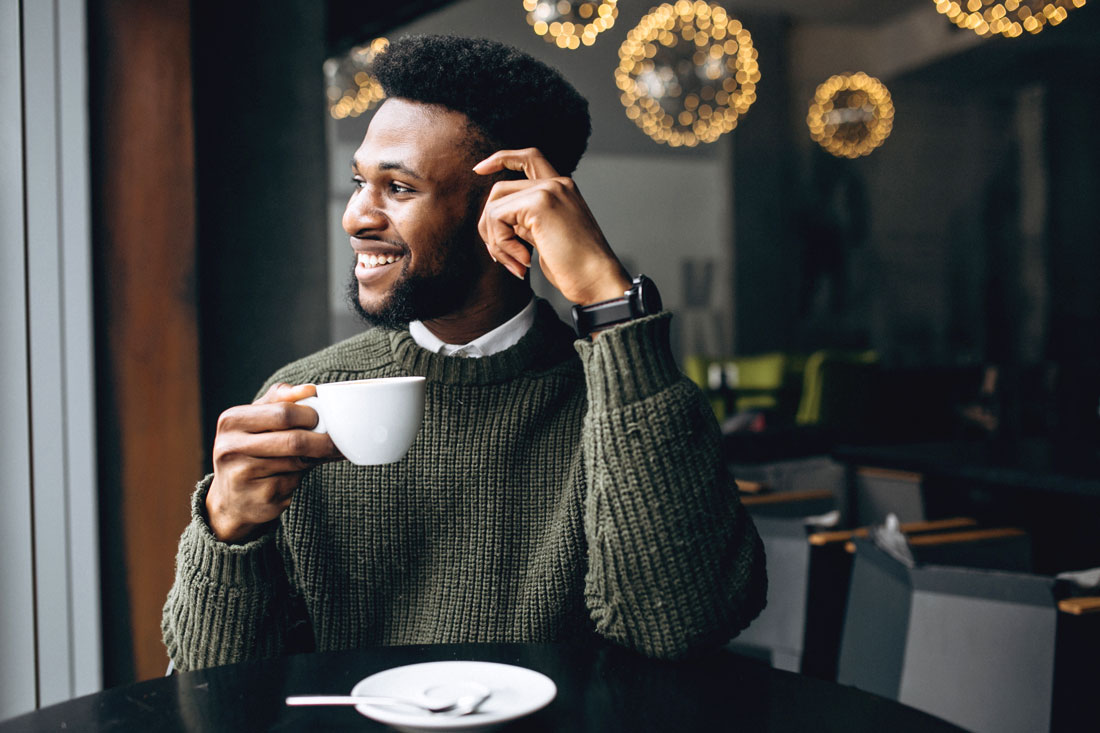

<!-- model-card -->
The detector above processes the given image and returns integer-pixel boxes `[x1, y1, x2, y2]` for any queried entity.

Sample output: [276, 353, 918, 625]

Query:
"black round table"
[0, 643, 964, 732]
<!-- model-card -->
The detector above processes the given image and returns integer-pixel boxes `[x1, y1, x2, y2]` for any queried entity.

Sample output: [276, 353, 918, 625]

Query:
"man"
[163, 35, 765, 671]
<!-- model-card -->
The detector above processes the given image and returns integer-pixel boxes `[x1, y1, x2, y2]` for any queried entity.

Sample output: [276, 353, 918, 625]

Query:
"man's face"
[343, 98, 488, 328]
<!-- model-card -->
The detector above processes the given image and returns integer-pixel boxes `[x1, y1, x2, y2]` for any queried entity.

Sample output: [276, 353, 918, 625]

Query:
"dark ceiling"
[326, 0, 1099, 64]
[327, 0, 461, 56]
[325, 0, 938, 56]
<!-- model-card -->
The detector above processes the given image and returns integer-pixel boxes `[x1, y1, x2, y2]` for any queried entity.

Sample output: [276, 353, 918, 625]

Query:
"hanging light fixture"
[615, 1, 760, 148]
[806, 73, 894, 159]
[324, 37, 389, 120]
[523, 0, 618, 49]
[933, 0, 1087, 38]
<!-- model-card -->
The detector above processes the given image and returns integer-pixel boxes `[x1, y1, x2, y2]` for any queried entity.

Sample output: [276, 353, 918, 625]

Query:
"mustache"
[358, 236, 410, 256]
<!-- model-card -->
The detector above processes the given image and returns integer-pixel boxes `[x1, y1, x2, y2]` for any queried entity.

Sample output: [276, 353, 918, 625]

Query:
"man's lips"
[351, 238, 406, 273]
[350, 236, 405, 256]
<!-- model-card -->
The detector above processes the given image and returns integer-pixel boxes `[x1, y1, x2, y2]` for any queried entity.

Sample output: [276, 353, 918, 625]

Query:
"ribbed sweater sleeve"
[576, 312, 767, 659]
[161, 476, 295, 672]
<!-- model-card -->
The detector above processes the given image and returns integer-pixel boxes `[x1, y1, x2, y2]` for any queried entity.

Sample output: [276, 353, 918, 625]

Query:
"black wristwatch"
[571, 274, 663, 338]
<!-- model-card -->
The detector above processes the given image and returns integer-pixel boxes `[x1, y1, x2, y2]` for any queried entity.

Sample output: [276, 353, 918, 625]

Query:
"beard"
[346, 210, 482, 330]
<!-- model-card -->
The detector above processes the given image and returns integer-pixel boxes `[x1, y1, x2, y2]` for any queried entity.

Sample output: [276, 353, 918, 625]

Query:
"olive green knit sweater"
[162, 301, 765, 670]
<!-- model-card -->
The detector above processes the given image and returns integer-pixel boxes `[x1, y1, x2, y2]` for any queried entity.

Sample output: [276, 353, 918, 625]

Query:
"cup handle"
[295, 395, 326, 434]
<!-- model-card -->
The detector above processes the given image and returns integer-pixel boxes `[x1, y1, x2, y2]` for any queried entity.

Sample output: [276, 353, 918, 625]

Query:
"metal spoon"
[286, 686, 491, 715]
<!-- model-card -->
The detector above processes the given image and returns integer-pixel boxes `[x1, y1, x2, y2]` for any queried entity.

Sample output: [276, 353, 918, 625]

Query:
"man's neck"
[419, 272, 532, 344]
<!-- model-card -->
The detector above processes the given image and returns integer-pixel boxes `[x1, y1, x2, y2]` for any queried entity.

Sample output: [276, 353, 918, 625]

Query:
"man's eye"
[390, 182, 414, 195]
[351, 178, 366, 190]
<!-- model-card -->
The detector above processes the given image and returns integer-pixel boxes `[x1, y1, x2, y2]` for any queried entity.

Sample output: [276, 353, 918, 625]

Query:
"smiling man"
[163, 35, 765, 671]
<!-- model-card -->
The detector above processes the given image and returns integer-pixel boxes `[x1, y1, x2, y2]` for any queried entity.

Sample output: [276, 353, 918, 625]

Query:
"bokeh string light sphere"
[615, 1, 760, 148]
[807, 73, 894, 159]
[523, 0, 618, 49]
[933, 0, 1087, 38]
[324, 37, 389, 120]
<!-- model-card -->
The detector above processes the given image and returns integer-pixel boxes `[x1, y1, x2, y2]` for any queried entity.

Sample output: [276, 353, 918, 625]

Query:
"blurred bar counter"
[833, 439, 1100, 499]
[832, 438, 1100, 575]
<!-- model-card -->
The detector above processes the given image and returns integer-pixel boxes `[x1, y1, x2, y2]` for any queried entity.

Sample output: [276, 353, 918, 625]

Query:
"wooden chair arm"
[843, 525, 1023, 554]
[856, 466, 923, 483]
[1058, 597, 1100, 616]
[735, 479, 768, 495]
[742, 488, 834, 507]
[906, 527, 1026, 547]
[808, 517, 978, 546]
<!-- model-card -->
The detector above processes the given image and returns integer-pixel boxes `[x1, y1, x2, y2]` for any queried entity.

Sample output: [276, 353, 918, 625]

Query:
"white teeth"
[358, 253, 401, 269]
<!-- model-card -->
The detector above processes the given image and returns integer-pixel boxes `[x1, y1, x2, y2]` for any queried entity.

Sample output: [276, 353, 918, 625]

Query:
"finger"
[478, 202, 531, 281]
[218, 402, 322, 434]
[486, 241, 528, 280]
[480, 177, 543, 201]
[483, 220, 532, 271]
[255, 382, 316, 405]
[480, 213, 531, 279]
[221, 428, 338, 461]
[481, 186, 562, 256]
[481, 225, 528, 279]
[243, 455, 329, 478]
[473, 148, 559, 181]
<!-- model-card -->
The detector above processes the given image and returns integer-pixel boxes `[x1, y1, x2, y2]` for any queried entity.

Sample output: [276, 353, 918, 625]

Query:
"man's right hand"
[206, 382, 341, 543]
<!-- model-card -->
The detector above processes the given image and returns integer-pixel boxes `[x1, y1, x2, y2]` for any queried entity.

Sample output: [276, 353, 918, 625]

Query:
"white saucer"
[350, 660, 557, 732]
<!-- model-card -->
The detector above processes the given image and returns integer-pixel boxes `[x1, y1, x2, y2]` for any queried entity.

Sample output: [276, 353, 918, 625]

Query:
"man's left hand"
[473, 148, 631, 306]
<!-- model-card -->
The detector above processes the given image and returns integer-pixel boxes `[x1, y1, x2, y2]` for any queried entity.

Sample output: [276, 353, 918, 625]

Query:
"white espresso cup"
[295, 376, 426, 465]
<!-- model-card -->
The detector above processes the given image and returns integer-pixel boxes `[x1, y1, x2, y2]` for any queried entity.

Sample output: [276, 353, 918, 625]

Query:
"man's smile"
[354, 251, 406, 286]
[357, 252, 402, 269]
[352, 236, 408, 285]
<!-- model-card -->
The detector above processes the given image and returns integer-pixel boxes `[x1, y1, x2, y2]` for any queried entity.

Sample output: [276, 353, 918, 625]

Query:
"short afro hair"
[370, 34, 591, 176]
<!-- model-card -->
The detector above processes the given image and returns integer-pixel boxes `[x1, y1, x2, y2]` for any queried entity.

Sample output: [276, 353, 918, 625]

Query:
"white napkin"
[804, 509, 841, 528]
[871, 513, 916, 568]
[1055, 567, 1100, 589]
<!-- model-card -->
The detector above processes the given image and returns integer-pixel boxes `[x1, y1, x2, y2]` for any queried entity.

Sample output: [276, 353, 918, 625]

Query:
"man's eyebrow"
[350, 157, 425, 181]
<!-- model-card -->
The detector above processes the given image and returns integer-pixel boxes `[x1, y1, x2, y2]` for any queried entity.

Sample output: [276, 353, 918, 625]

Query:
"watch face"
[636, 276, 663, 314]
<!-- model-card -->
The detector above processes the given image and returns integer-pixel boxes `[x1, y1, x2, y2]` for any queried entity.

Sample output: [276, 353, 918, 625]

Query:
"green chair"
[794, 349, 877, 427]
[684, 352, 801, 422]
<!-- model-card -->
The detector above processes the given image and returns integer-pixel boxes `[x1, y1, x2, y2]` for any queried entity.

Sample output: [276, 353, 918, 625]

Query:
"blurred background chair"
[794, 349, 878, 428]
[685, 352, 801, 425]
[729, 502, 981, 682]
[1052, 593, 1100, 732]
[730, 487, 840, 671]
[849, 466, 926, 526]
[835, 529, 1099, 733]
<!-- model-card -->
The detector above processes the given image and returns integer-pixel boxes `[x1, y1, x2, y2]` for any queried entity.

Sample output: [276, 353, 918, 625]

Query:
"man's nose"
[342, 195, 387, 236]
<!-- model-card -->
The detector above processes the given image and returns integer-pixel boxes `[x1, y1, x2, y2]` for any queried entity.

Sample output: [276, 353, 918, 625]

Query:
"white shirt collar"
[408, 297, 537, 358]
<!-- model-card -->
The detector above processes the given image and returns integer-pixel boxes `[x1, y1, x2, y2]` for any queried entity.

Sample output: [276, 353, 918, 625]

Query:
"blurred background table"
[0, 642, 964, 732]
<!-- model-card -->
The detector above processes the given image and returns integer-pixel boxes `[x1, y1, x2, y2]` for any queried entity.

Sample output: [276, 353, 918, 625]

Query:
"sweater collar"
[387, 299, 577, 384]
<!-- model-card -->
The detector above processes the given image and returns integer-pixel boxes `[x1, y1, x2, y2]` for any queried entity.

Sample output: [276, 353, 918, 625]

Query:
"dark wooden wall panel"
[90, 0, 203, 684]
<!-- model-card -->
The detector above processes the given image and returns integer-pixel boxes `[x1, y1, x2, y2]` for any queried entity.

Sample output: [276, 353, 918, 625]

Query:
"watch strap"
[571, 275, 661, 338]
